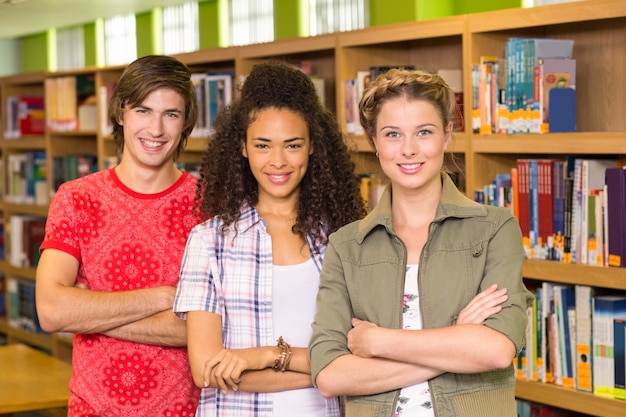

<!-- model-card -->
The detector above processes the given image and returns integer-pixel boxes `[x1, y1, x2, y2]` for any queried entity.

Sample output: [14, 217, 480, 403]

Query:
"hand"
[347, 318, 381, 358]
[203, 349, 247, 393]
[456, 284, 508, 325]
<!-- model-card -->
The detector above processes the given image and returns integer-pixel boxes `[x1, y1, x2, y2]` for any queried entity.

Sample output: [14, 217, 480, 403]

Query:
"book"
[592, 295, 626, 398]
[605, 167, 626, 267]
[575, 285, 594, 392]
[552, 159, 566, 260]
[614, 318, 626, 400]
[16, 95, 45, 136]
[580, 159, 617, 264]
[517, 159, 531, 253]
[548, 87, 576, 133]
[535, 57, 576, 133]
[554, 285, 575, 388]
[537, 159, 553, 253]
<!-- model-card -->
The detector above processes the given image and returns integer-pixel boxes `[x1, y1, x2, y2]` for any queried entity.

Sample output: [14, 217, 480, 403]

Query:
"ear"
[241, 141, 248, 158]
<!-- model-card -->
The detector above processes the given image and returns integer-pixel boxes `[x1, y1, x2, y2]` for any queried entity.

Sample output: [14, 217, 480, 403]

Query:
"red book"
[537, 159, 554, 246]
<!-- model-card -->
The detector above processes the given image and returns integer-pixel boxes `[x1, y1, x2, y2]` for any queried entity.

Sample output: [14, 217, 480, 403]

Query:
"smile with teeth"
[140, 138, 165, 148]
[399, 162, 423, 169]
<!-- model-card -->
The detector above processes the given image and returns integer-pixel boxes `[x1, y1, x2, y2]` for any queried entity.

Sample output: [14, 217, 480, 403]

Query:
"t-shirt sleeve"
[39, 182, 83, 261]
[173, 224, 222, 319]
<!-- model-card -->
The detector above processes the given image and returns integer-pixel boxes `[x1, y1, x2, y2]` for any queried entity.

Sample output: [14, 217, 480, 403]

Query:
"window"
[103, 13, 137, 66]
[163, 2, 199, 54]
[56, 26, 85, 71]
[229, 0, 274, 46]
[309, 0, 369, 36]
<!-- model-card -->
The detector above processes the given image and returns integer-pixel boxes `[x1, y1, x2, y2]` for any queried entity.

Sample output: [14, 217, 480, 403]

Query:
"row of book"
[45, 73, 97, 132]
[5, 151, 99, 205]
[472, 37, 576, 135]
[7, 214, 46, 268]
[3, 95, 45, 138]
[516, 283, 626, 401]
[5, 151, 47, 205]
[3, 275, 44, 334]
[477, 158, 626, 267]
[190, 72, 234, 138]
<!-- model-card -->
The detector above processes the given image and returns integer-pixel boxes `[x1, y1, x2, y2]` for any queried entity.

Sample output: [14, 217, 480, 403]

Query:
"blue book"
[528, 159, 539, 250]
[555, 285, 575, 386]
[552, 159, 566, 241]
[614, 318, 626, 400]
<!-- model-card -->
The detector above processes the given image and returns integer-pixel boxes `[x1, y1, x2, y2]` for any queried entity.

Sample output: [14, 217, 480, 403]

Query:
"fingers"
[203, 351, 243, 393]
[457, 285, 508, 325]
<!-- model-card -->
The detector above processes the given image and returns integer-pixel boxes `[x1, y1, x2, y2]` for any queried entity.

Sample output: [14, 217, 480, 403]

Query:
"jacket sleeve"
[481, 208, 534, 354]
[308, 234, 354, 386]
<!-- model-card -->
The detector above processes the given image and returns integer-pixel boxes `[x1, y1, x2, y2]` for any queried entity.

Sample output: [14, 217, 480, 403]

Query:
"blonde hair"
[359, 68, 457, 149]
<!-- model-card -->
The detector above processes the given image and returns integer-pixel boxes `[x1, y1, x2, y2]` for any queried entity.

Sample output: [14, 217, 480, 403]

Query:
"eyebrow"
[134, 104, 183, 114]
[251, 137, 305, 142]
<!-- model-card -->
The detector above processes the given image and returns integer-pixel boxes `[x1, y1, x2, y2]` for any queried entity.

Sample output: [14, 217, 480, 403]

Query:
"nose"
[270, 147, 287, 168]
[401, 138, 417, 158]
[148, 115, 165, 137]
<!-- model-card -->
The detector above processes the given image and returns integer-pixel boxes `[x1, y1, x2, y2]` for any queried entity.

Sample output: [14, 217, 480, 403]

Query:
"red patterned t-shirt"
[40, 168, 200, 417]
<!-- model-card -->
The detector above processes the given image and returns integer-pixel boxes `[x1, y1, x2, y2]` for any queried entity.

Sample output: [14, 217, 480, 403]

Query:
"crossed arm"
[186, 310, 313, 393]
[35, 248, 187, 346]
[314, 285, 516, 397]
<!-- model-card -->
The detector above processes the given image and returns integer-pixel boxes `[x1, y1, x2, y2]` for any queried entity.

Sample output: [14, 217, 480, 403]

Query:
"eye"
[255, 143, 269, 149]
[417, 128, 432, 137]
[287, 143, 302, 149]
[166, 112, 181, 118]
[385, 131, 401, 139]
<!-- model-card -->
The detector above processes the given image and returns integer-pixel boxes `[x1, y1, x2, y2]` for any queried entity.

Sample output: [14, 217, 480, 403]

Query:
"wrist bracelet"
[272, 336, 292, 372]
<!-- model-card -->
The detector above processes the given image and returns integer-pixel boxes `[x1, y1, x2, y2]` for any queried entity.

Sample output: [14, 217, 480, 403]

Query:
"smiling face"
[242, 107, 312, 206]
[373, 96, 451, 195]
[119, 87, 186, 171]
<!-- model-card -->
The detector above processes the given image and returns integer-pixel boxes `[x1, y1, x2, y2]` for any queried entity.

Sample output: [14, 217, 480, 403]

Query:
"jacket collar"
[355, 172, 487, 244]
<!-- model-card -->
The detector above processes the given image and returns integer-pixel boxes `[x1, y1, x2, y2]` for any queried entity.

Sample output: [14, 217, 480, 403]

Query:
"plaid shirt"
[174, 204, 340, 417]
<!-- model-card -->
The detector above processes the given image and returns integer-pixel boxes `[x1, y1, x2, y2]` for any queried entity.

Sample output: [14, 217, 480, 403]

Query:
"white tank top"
[272, 258, 326, 417]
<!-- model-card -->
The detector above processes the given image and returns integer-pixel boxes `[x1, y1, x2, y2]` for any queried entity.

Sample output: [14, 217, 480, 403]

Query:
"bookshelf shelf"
[0, 319, 52, 351]
[515, 380, 625, 417]
[523, 260, 626, 291]
[1, 136, 46, 150]
[472, 133, 626, 155]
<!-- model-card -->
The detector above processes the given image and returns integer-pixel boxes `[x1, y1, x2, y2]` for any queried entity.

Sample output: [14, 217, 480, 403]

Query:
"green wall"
[275, 0, 304, 39]
[136, 11, 155, 58]
[455, 0, 520, 14]
[83, 23, 97, 68]
[199, 0, 221, 48]
[21, 33, 48, 73]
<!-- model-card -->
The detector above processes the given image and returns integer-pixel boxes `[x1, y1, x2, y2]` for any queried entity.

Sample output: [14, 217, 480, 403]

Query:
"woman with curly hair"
[173, 60, 366, 417]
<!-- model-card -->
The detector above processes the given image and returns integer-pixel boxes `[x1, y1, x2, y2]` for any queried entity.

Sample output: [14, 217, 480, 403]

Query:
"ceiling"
[0, 0, 194, 40]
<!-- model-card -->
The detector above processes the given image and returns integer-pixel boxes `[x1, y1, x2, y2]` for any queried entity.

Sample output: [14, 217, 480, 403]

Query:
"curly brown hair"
[196, 60, 366, 248]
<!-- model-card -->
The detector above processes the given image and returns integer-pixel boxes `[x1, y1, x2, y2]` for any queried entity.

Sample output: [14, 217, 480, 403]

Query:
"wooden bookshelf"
[1, 1, 625, 414]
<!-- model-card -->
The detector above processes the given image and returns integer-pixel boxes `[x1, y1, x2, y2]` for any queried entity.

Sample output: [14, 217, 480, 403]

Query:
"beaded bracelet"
[272, 336, 292, 372]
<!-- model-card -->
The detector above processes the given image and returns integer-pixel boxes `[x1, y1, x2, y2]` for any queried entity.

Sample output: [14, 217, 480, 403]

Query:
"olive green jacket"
[309, 173, 534, 417]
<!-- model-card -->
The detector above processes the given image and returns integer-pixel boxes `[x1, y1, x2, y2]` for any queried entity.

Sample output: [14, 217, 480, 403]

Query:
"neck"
[115, 161, 181, 194]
